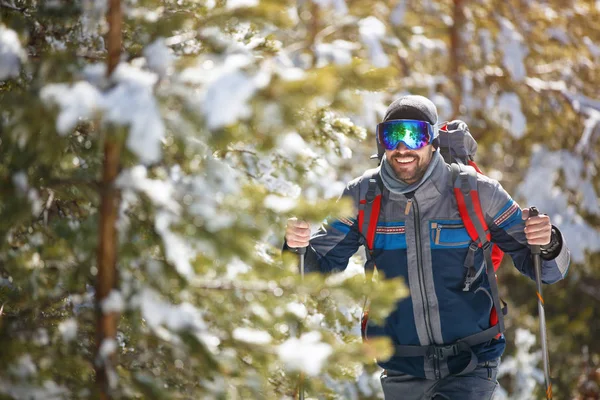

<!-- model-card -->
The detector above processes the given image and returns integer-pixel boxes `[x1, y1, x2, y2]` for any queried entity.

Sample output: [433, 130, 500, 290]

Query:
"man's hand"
[522, 208, 552, 246]
[285, 218, 311, 249]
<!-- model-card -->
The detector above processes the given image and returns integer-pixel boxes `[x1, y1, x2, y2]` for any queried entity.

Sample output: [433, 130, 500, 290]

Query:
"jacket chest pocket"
[430, 221, 471, 248]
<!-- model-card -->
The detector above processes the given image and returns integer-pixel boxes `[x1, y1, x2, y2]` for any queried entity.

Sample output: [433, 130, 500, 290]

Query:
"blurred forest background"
[1, 0, 599, 399]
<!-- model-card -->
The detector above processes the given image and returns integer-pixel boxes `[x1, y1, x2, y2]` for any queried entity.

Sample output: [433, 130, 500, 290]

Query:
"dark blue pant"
[380, 359, 499, 400]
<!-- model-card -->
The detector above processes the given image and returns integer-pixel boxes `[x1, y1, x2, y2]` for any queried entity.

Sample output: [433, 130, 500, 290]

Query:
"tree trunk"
[450, 0, 465, 118]
[95, 0, 122, 398]
[106, 0, 122, 76]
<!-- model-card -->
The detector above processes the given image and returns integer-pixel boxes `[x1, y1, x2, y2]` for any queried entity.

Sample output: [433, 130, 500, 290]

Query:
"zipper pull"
[435, 225, 442, 244]
[462, 266, 477, 291]
[405, 199, 412, 215]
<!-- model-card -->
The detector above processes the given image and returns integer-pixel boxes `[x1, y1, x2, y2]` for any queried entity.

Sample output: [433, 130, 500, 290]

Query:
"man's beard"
[390, 152, 430, 184]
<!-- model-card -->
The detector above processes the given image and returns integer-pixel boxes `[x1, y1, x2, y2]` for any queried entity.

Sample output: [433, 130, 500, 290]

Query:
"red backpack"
[360, 120, 506, 340]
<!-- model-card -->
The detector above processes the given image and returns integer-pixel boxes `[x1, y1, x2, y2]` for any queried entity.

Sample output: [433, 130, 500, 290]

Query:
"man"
[285, 95, 570, 399]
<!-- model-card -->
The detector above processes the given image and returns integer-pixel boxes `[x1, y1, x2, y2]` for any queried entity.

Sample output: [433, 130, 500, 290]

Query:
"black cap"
[373, 95, 439, 159]
[383, 95, 438, 125]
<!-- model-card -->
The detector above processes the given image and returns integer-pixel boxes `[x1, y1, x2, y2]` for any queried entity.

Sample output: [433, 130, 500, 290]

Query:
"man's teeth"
[395, 157, 416, 164]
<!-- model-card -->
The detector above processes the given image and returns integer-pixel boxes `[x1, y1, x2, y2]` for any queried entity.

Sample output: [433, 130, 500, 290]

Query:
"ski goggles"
[376, 119, 435, 150]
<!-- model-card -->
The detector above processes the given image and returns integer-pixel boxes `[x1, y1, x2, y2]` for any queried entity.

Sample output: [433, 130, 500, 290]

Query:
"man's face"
[385, 143, 435, 184]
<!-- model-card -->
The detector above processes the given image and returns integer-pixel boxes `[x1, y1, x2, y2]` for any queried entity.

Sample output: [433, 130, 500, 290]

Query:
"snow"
[117, 167, 198, 277]
[431, 93, 453, 123]
[104, 64, 165, 164]
[12, 172, 43, 216]
[137, 288, 206, 333]
[540, 4, 558, 20]
[41, 63, 165, 164]
[155, 211, 195, 277]
[355, 91, 387, 131]
[143, 38, 174, 77]
[12, 171, 28, 192]
[575, 107, 600, 157]
[226, 0, 258, 9]
[495, 329, 543, 399]
[315, 40, 357, 67]
[40, 81, 101, 134]
[276, 132, 311, 159]
[286, 302, 308, 319]
[479, 29, 494, 63]
[99, 338, 117, 359]
[226, 257, 251, 279]
[116, 166, 180, 213]
[497, 17, 527, 82]
[546, 28, 570, 45]
[312, 0, 348, 14]
[525, 78, 600, 157]
[180, 52, 271, 130]
[0, 25, 26, 80]
[277, 331, 333, 376]
[184, 158, 240, 232]
[58, 318, 78, 342]
[583, 36, 600, 59]
[264, 194, 297, 213]
[357, 368, 384, 397]
[101, 290, 125, 314]
[80, 0, 108, 41]
[11, 355, 37, 378]
[496, 92, 527, 139]
[409, 35, 447, 55]
[358, 17, 390, 68]
[232, 328, 273, 344]
[390, 1, 406, 26]
[0, 380, 69, 400]
[517, 146, 600, 263]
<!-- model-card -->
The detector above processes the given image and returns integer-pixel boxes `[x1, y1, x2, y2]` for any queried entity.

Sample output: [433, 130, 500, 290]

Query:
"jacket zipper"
[431, 223, 469, 245]
[410, 195, 439, 378]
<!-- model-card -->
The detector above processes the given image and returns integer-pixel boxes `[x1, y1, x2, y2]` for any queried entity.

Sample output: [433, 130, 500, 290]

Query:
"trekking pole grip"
[529, 207, 541, 255]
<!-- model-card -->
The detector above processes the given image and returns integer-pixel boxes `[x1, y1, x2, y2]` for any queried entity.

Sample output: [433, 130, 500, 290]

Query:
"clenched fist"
[522, 208, 552, 246]
[285, 218, 311, 249]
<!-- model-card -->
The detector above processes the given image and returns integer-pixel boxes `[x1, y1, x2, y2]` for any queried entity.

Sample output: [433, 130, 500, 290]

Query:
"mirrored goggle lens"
[377, 120, 433, 150]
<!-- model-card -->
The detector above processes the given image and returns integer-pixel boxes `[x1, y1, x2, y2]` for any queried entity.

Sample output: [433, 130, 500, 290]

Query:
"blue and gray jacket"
[297, 158, 570, 380]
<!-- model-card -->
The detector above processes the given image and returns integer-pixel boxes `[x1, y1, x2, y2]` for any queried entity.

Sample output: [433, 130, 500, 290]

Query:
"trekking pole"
[297, 246, 306, 400]
[529, 207, 552, 399]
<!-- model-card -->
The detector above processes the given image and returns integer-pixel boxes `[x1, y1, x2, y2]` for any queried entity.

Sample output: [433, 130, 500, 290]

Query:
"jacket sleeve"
[284, 178, 364, 274]
[477, 176, 571, 284]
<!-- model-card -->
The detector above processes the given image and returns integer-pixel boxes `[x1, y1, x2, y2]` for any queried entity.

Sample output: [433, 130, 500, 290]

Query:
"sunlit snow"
[232, 328, 272, 344]
[0, 25, 26, 80]
[358, 17, 390, 68]
[497, 17, 527, 82]
[277, 331, 333, 376]
[517, 146, 600, 263]
[41, 63, 165, 164]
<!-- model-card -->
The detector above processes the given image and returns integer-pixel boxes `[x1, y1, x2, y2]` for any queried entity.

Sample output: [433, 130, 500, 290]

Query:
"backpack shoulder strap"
[451, 163, 490, 245]
[451, 162, 506, 332]
[357, 168, 383, 261]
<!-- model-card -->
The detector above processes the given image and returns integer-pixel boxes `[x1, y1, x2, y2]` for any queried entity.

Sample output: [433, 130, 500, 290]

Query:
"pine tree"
[1, 0, 405, 398]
